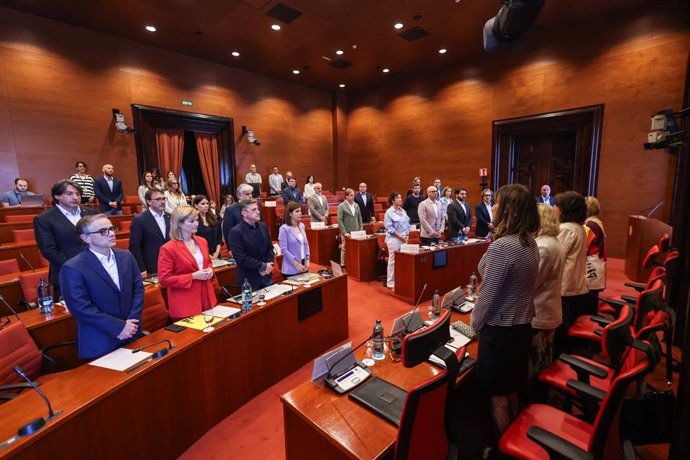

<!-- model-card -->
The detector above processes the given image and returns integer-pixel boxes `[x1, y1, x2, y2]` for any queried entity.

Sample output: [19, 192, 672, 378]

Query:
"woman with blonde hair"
[528, 204, 565, 386]
[439, 186, 453, 221]
[584, 196, 607, 308]
[164, 177, 187, 214]
[157, 206, 217, 321]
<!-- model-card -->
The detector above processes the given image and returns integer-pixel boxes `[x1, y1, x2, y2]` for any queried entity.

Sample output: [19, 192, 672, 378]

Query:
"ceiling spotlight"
[335, 50, 344, 55]
[145, 25, 157, 32]
[292, 69, 300, 75]
[382, 68, 390, 73]
[438, 48, 447, 54]
[339, 84, 346, 88]
[231, 51, 240, 57]
[394, 22, 404, 30]
[271, 24, 281, 31]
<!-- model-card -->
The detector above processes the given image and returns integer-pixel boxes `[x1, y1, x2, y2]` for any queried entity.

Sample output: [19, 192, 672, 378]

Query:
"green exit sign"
[182, 100, 193, 106]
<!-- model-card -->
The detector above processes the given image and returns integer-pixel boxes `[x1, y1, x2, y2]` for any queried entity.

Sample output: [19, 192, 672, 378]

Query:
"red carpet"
[180, 258, 634, 459]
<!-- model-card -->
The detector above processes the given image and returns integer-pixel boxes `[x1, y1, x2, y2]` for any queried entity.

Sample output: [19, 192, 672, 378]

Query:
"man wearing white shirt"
[60, 214, 143, 359]
[418, 185, 443, 245]
[268, 166, 284, 196]
[34, 180, 96, 296]
[129, 189, 171, 276]
[245, 164, 262, 197]
[537, 184, 555, 206]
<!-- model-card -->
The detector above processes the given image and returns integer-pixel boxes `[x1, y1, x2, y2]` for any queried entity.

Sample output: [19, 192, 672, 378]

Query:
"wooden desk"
[260, 202, 278, 240]
[394, 242, 489, 304]
[281, 313, 481, 460]
[345, 237, 378, 282]
[306, 225, 340, 266]
[0, 274, 349, 459]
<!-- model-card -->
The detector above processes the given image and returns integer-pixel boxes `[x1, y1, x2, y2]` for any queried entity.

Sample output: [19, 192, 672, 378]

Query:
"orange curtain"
[195, 133, 221, 203]
[155, 128, 184, 180]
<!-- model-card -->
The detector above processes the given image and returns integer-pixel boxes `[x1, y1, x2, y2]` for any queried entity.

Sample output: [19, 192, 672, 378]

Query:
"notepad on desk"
[174, 315, 224, 331]
[90, 348, 152, 372]
[203, 305, 241, 318]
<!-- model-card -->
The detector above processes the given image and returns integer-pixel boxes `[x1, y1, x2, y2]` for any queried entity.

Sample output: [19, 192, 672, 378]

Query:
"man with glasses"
[60, 213, 143, 359]
[129, 189, 170, 276]
[475, 189, 495, 238]
[227, 199, 275, 290]
[34, 180, 96, 298]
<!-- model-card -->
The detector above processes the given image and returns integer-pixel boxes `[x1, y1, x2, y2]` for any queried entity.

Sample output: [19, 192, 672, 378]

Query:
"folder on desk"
[348, 377, 407, 426]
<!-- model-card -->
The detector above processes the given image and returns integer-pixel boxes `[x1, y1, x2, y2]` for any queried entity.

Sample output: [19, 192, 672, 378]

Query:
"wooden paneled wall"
[346, 3, 690, 257]
[0, 7, 334, 202]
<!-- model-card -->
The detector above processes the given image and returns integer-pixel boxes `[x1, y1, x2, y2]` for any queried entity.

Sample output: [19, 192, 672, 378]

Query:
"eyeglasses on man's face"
[87, 226, 119, 236]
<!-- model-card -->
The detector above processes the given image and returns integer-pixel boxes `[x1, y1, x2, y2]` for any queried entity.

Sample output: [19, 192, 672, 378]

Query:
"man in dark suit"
[281, 177, 302, 205]
[475, 189, 494, 238]
[537, 184, 555, 206]
[60, 214, 143, 359]
[280, 170, 294, 192]
[447, 188, 472, 241]
[129, 189, 170, 275]
[223, 183, 258, 246]
[34, 180, 96, 296]
[93, 164, 124, 215]
[227, 199, 275, 290]
[354, 182, 376, 223]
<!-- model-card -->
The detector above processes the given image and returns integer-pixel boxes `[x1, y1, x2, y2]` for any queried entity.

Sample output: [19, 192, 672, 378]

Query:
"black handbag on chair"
[620, 390, 675, 445]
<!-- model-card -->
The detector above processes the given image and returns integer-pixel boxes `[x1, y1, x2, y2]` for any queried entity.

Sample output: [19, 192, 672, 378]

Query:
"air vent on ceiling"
[266, 3, 302, 23]
[329, 59, 353, 69]
[398, 26, 430, 41]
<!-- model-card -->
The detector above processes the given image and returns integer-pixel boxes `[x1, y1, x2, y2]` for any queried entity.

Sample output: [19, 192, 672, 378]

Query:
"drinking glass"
[202, 309, 215, 332]
[257, 293, 266, 306]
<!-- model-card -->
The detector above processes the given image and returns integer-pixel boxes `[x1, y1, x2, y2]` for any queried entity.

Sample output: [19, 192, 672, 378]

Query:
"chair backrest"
[0, 259, 20, 276]
[662, 250, 681, 309]
[4, 215, 34, 223]
[601, 304, 634, 368]
[119, 220, 132, 231]
[18, 269, 50, 304]
[115, 239, 129, 250]
[589, 340, 655, 458]
[632, 278, 664, 333]
[12, 229, 36, 243]
[141, 286, 169, 333]
[402, 311, 451, 368]
[657, 233, 671, 252]
[642, 245, 661, 269]
[0, 322, 42, 387]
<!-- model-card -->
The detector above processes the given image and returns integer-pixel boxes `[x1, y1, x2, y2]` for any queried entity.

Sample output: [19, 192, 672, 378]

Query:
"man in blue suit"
[129, 189, 170, 275]
[93, 164, 124, 215]
[227, 199, 275, 290]
[475, 189, 494, 238]
[281, 177, 302, 205]
[447, 188, 472, 241]
[537, 184, 555, 206]
[34, 180, 96, 296]
[60, 214, 144, 360]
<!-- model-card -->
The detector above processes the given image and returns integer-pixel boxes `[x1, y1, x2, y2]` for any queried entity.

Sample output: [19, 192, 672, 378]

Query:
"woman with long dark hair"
[193, 195, 222, 259]
[471, 183, 540, 439]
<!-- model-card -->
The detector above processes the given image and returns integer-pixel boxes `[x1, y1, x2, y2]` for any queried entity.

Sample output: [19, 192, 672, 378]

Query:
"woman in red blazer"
[158, 205, 217, 321]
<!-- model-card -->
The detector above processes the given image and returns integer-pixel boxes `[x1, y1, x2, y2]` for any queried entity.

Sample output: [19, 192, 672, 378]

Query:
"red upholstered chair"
[370, 222, 384, 233]
[275, 206, 285, 225]
[141, 285, 169, 333]
[115, 239, 129, 250]
[500, 339, 656, 460]
[395, 312, 464, 460]
[119, 220, 132, 231]
[12, 229, 36, 243]
[39, 253, 49, 268]
[18, 269, 50, 306]
[0, 259, 20, 275]
[4, 215, 34, 223]
[0, 321, 74, 403]
[408, 230, 421, 245]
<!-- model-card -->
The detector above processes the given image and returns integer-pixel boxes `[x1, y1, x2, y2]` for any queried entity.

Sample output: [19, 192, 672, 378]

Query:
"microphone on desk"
[325, 334, 373, 380]
[18, 253, 36, 272]
[0, 294, 21, 321]
[391, 283, 428, 355]
[131, 339, 174, 355]
[13, 366, 62, 437]
[220, 286, 234, 300]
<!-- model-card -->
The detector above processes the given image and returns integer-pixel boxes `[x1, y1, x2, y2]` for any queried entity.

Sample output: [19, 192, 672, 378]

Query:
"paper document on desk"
[350, 230, 367, 240]
[211, 258, 233, 268]
[284, 273, 321, 285]
[203, 305, 241, 318]
[89, 348, 152, 372]
[175, 315, 223, 330]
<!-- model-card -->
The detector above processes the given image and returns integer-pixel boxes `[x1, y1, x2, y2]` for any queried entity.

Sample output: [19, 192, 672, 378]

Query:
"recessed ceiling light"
[394, 22, 404, 30]
[335, 50, 344, 55]
[382, 68, 390, 73]
[339, 84, 346, 88]
[438, 48, 447, 54]
[231, 51, 240, 57]
[145, 25, 157, 32]
[292, 69, 300, 75]
[271, 24, 281, 31]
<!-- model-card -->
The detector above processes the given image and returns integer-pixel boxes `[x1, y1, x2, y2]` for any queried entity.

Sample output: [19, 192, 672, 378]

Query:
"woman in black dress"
[193, 195, 222, 259]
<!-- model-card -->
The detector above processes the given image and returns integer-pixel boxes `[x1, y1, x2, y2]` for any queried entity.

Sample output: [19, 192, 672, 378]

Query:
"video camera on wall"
[644, 108, 688, 150]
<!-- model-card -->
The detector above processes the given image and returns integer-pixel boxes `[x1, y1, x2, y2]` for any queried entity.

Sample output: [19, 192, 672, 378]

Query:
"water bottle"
[37, 277, 54, 314]
[372, 319, 385, 360]
[241, 278, 253, 312]
[432, 290, 441, 317]
[469, 272, 478, 300]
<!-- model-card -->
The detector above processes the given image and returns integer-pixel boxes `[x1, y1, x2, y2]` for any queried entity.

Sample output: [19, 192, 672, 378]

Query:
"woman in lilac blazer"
[278, 201, 311, 278]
